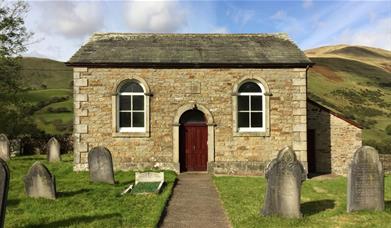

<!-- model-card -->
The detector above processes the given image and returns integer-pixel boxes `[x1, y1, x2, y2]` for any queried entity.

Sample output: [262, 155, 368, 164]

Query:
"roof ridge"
[89, 32, 291, 42]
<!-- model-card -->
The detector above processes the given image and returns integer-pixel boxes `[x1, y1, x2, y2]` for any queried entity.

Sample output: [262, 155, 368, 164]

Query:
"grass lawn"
[5, 155, 176, 227]
[214, 175, 391, 227]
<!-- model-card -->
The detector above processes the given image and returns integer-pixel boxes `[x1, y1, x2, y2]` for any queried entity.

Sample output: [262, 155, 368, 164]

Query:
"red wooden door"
[180, 123, 208, 171]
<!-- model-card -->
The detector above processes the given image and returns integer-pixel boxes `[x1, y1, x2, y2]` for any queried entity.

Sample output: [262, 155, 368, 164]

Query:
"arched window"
[237, 81, 265, 132]
[118, 81, 145, 132]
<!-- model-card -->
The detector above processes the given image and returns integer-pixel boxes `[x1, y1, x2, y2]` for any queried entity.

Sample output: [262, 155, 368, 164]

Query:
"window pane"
[238, 96, 249, 111]
[119, 96, 131, 110]
[238, 82, 262, 93]
[133, 112, 144, 127]
[251, 112, 263, 127]
[120, 112, 131, 127]
[251, 96, 263, 111]
[120, 82, 144, 93]
[133, 95, 144, 110]
[238, 112, 249, 128]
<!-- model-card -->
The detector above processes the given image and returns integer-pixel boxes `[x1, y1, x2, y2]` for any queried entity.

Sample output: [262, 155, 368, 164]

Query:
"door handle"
[193, 145, 195, 151]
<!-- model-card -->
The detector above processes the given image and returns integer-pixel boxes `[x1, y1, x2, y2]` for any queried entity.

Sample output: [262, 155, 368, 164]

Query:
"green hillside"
[306, 45, 391, 153]
[21, 57, 73, 89]
[20, 57, 73, 135]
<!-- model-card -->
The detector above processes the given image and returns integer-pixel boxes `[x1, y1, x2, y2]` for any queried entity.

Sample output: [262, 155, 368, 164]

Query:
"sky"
[21, 0, 391, 61]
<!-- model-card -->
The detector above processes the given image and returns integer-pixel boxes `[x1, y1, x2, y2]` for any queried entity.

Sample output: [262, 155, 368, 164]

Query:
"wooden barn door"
[180, 123, 208, 172]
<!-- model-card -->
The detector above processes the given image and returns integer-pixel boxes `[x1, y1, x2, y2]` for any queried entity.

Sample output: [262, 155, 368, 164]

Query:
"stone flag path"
[160, 173, 231, 228]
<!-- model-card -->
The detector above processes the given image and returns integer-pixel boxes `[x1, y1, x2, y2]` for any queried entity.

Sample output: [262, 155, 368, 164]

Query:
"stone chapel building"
[67, 33, 362, 176]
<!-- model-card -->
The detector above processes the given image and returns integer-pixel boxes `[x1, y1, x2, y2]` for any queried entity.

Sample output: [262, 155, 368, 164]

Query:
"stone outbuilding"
[66, 33, 361, 175]
[307, 99, 362, 175]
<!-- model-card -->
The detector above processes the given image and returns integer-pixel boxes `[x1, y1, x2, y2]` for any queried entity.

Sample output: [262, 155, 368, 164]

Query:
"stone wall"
[307, 101, 362, 176]
[73, 67, 307, 174]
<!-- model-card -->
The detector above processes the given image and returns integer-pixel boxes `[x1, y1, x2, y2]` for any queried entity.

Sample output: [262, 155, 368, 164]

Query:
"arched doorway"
[179, 109, 208, 172]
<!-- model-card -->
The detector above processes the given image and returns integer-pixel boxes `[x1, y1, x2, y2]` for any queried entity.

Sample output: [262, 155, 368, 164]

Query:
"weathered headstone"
[262, 146, 306, 218]
[47, 137, 61, 162]
[0, 134, 10, 161]
[347, 146, 384, 212]
[24, 162, 56, 200]
[0, 159, 10, 228]
[88, 146, 115, 184]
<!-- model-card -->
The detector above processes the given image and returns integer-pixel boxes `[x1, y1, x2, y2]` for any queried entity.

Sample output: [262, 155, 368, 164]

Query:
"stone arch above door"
[173, 103, 214, 125]
[172, 103, 215, 172]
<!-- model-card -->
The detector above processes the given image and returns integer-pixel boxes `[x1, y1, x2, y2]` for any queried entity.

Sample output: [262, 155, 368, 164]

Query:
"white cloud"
[124, 0, 187, 32]
[226, 8, 255, 27]
[339, 17, 391, 50]
[299, 2, 391, 50]
[270, 10, 304, 36]
[35, 1, 104, 38]
[23, 1, 104, 61]
[302, 0, 313, 9]
[23, 50, 49, 59]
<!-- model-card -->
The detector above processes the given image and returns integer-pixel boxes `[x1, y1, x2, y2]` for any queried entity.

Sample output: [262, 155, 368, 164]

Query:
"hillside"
[306, 45, 391, 72]
[306, 45, 391, 153]
[20, 57, 73, 135]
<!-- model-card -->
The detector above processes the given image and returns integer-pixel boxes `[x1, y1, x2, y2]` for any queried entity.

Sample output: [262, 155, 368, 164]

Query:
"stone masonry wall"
[73, 67, 307, 174]
[307, 102, 362, 176]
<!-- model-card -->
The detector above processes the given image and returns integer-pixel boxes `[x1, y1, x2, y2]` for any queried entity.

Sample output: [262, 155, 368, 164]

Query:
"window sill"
[233, 130, 270, 137]
[112, 131, 150, 138]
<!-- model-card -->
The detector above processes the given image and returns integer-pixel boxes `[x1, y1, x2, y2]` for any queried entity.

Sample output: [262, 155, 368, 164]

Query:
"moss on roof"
[67, 33, 312, 67]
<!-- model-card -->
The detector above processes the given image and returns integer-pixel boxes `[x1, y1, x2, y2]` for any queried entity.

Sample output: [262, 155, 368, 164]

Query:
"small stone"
[0, 134, 10, 161]
[347, 146, 384, 212]
[0, 158, 10, 228]
[262, 146, 306, 218]
[47, 137, 61, 162]
[24, 162, 56, 200]
[88, 146, 115, 184]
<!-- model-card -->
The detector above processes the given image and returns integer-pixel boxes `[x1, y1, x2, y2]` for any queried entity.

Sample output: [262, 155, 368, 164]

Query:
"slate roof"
[307, 98, 363, 129]
[67, 33, 313, 67]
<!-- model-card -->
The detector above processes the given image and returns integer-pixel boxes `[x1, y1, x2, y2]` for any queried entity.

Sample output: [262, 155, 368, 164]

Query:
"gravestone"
[347, 146, 384, 212]
[47, 137, 61, 162]
[24, 162, 56, 200]
[0, 159, 10, 228]
[0, 134, 10, 161]
[135, 172, 164, 184]
[262, 146, 306, 218]
[88, 146, 115, 184]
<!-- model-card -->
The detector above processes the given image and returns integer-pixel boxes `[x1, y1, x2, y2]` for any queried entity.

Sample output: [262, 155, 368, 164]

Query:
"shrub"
[26, 96, 69, 115]
[386, 124, 391, 136]
[344, 105, 384, 117]
[331, 89, 365, 104]
[364, 138, 391, 154]
[47, 107, 71, 113]
[20, 134, 73, 155]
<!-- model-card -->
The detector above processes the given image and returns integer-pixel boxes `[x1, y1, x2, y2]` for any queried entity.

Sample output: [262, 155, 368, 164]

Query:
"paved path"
[160, 173, 231, 228]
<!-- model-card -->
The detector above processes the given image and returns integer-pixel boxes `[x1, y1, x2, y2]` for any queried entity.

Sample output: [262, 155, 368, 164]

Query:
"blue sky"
[24, 0, 391, 61]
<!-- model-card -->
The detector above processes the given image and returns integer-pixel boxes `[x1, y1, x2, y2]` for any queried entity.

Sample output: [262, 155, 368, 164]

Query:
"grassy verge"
[5, 155, 176, 227]
[214, 175, 391, 227]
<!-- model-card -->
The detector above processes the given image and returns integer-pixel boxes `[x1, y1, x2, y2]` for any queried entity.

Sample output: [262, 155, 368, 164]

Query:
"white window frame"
[117, 84, 146, 133]
[237, 82, 266, 133]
